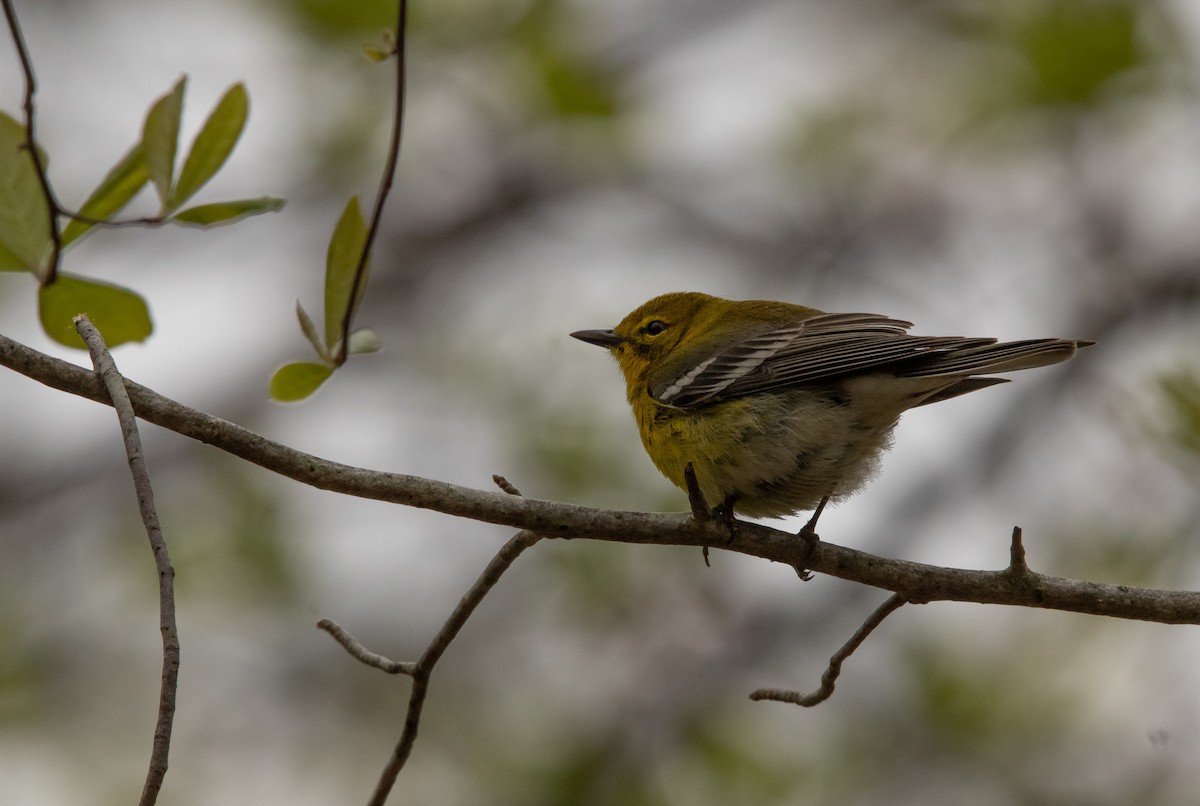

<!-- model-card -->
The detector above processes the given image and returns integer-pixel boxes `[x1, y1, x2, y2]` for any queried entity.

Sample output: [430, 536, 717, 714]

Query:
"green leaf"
[323, 196, 369, 350]
[171, 196, 285, 227]
[143, 76, 187, 207]
[269, 361, 333, 402]
[61, 143, 150, 247]
[296, 300, 327, 360]
[172, 83, 249, 210]
[361, 29, 396, 64]
[38, 273, 153, 349]
[0, 239, 28, 271]
[0, 111, 53, 272]
[362, 44, 391, 63]
[347, 327, 382, 355]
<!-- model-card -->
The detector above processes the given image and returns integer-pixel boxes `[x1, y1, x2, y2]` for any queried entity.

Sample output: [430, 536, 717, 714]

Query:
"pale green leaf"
[38, 273, 153, 349]
[171, 196, 284, 227]
[172, 83, 249, 210]
[269, 361, 333, 402]
[61, 143, 149, 247]
[347, 327, 382, 355]
[362, 44, 391, 63]
[296, 300, 326, 359]
[363, 29, 396, 63]
[324, 196, 369, 350]
[143, 76, 187, 206]
[0, 111, 52, 272]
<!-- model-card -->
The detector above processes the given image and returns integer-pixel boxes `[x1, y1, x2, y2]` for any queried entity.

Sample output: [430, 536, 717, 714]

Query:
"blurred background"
[3, 0, 1200, 803]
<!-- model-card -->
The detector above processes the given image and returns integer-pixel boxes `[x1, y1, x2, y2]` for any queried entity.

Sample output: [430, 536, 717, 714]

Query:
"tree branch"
[72, 317, 179, 806]
[3, 329, 1200, 624]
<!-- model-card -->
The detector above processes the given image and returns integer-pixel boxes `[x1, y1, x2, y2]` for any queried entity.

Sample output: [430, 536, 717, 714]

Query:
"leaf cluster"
[0, 78, 283, 348]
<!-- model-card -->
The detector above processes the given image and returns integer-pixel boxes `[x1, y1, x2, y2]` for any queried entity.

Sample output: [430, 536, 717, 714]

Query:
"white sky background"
[3, 1, 1200, 804]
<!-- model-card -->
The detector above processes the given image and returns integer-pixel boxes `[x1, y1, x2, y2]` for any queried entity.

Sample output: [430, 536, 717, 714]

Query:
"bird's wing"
[653, 312, 1007, 407]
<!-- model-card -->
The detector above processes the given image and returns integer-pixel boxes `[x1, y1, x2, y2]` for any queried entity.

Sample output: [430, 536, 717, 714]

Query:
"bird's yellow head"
[571, 292, 719, 401]
[571, 292, 816, 404]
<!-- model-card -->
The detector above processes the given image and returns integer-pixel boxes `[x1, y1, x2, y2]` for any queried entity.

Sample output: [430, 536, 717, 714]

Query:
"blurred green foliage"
[1009, 2, 1146, 107]
[289, 0, 399, 40]
[1155, 369, 1200, 461]
[512, 0, 619, 119]
[163, 456, 302, 605]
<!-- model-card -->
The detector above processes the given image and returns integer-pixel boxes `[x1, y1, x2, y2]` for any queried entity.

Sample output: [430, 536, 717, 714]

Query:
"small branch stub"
[492, 474, 523, 497]
[1009, 526, 1030, 577]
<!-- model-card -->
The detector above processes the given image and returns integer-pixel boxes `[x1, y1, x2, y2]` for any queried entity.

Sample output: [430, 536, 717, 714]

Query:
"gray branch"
[3, 330, 1199, 624]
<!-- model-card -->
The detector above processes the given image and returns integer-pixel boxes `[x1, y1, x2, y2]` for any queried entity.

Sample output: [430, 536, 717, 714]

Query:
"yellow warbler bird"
[571, 292, 1091, 530]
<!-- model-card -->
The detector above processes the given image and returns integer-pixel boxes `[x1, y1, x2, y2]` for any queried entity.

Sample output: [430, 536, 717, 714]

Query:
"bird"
[571, 291, 1092, 536]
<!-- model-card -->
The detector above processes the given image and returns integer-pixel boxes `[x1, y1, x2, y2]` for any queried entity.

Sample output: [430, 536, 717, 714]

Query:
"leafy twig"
[335, 0, 408, 365]
[2, 0, 61, 283]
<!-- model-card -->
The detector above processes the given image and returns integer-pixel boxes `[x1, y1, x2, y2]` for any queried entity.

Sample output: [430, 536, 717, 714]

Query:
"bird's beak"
[570, 329, 623, 348]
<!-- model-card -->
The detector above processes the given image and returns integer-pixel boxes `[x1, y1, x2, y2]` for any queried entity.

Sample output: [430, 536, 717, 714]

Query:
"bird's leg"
[792, 495, 830, 580]
[683, 463, 709, 523]
[702, 494, 740, 565]
[684, 464, 738, 567]
[799, 495, 829, 541]
[684, 463, 714, 567]
[713, 493, 740, 534]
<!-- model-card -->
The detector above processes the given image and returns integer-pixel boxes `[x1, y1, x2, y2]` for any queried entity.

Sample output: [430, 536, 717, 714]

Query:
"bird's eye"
[644, 320, 668, 336]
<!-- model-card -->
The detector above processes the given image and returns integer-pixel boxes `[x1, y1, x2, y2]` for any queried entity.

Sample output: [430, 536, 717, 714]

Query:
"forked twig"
[750, 593, 907, 707]
[322, 470, 540, 804]
[74, 316, 179, 806]
[326, 529, 540, 806]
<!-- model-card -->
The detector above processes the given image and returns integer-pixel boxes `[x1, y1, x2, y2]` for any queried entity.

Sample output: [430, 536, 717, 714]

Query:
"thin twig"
[73, 316, 179, 806]
[317, 620, 413, 675]
[2, 0, 62, 284]
[335, 0, 407, 364]
[750, 593, 907, 707]
[60, 211, 164, 229]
